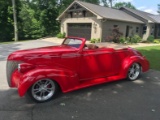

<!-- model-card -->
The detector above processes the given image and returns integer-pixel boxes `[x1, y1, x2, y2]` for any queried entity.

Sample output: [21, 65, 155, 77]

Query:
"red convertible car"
[6, 37, 149, 102]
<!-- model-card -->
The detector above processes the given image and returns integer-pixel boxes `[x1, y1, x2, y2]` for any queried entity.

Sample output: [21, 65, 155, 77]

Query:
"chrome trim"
[6, 61, 21, 87]
[18, 64, 21, 73]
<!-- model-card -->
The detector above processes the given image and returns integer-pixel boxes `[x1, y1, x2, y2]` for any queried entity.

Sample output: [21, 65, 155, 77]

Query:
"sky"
[116, 0, 160, 15]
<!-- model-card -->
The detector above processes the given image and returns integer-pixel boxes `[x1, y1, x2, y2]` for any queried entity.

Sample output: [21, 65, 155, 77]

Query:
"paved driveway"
[0, 40, 160, 120]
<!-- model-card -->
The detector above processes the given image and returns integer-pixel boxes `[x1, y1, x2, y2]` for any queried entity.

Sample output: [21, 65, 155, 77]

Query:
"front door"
[78, 48, 117, 80]
[125, 25, 130, 37]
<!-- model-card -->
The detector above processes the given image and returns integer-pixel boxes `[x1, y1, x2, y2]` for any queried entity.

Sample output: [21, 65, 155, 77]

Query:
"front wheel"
[127, 63, 141, 81]
[28, 79, 58, 103]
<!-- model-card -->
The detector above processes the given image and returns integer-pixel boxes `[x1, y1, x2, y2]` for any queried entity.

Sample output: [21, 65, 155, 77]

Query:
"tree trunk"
[12, 0, 18, 41]
[109, 0, 112, 8]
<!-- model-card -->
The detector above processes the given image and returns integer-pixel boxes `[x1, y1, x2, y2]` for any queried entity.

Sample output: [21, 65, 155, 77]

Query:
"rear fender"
[18, 68, 79, 97]
[121, 56, 144, 77]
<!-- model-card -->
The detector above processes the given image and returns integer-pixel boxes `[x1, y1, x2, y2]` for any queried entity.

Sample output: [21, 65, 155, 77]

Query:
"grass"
[136, 45, 160, 71]
[0, 41, 15, 44]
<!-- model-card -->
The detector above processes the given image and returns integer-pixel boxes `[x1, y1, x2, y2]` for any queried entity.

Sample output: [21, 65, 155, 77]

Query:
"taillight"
[18, 63, 35, 73]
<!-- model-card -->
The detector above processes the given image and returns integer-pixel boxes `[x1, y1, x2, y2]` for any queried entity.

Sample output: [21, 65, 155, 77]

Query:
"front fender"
[17, 68, 79, 97]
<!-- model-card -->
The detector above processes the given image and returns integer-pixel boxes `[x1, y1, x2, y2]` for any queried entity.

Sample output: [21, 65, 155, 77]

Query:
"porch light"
[93, 22, 97, 28]
[93, 22, 97, 33]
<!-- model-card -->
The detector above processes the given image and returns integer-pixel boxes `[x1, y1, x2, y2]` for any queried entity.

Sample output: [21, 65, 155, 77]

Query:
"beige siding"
[101, 20, 143, 42]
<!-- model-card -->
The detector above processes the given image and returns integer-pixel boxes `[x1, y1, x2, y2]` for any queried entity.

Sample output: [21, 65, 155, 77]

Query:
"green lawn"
[136, 45, 160, 71]
[0, 41, 15, 44]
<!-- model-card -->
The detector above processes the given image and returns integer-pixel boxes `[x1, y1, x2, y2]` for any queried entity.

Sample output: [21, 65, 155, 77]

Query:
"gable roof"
[78, 1, 143, 23]
[57, 0, 143, 23]
[120, 7, 160, 23]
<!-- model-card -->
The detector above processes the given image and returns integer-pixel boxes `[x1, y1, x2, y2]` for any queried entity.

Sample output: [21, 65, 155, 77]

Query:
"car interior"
[84, 44, 99, 49]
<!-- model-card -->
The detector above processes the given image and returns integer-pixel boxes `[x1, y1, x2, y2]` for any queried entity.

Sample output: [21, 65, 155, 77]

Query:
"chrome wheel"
[128, 63, 141, 81]
[31, 79, 56, 102]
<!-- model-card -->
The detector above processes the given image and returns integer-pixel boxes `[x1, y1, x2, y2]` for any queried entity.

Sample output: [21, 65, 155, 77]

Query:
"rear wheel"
[28, 79, 57, 103]
[127, 63, 141, 81]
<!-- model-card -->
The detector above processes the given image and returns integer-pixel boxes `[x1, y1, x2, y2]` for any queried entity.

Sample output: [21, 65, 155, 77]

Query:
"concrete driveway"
[0, 40, 160, 120]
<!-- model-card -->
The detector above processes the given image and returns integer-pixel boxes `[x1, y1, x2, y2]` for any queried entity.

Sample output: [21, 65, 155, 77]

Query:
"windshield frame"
[62, 37, 86, 50]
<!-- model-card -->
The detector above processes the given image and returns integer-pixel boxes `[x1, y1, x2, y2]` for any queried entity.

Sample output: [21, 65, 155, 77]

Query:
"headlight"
[18, 63, 35, 73]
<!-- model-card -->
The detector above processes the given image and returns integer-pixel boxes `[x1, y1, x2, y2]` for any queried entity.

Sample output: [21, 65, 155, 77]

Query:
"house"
[56, 0, 160, 41]
[120, 7, 160, 40]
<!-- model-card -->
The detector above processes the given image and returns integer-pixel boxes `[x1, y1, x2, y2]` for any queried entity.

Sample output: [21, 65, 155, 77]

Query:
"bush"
[119, 37, 126, 44]
[56, 32, 66, 38]
[112, 27, 123, 43]
[147, 35, 154, 42]
[130, 34, 142, 43]
[119, 35, 142, 44]
[90, 38, 100, 43]
[153, 39, 160, 44]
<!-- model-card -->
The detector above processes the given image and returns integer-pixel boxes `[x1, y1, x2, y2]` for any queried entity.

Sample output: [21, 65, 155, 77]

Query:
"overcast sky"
[116, 0, 159, 15]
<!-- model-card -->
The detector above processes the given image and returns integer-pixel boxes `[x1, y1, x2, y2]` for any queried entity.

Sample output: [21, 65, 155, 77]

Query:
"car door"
[78, 48, 118, 80]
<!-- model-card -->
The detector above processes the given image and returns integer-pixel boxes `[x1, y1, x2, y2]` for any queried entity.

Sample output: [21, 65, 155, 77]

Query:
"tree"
[0, 0, 14, 41]
[0, 0, 21, 41]
[19, 0, 60, 39]
[101, 0, 116, 8]
[12, 0, 18, 41]
[101, 0, 109, 7]
[82, 0, 100, 4]
[19, 1, 44, 39]
[158, 4, 160, 14]
[109, 0, 115, 8]
[114, 2, 136, 9]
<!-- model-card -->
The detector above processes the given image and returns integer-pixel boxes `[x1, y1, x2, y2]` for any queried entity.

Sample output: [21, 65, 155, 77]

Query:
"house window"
[113, 25, 118, 28]
[158, 25, 160, 36]
[83, 10, 86, 17]
[70, 12, 73, 18]
[143, 25, 147, 34]
[136, 27, 139, 33]
[151, 26, 154, 35]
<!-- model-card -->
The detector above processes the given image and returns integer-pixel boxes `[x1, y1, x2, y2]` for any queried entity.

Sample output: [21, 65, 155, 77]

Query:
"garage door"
[68, 23, 91, 40]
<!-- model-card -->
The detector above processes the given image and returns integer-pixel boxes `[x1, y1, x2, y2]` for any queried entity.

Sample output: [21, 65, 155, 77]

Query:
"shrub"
[90, 38, 100, 43]
[153, 39, 160, 44]
[119, 37, 126, 44]
[56, 32, 66, 38]
[111, 27, 123, 43]
[130, 34, 142, 43]
[147, 35, 154, 42]
[119, 35, 142, 44]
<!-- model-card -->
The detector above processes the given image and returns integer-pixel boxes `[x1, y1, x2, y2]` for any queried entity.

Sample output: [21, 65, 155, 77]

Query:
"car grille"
[6, 61, 21, 87]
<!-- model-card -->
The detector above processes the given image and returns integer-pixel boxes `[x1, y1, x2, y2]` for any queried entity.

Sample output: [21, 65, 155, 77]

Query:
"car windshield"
[62, 38, 82, 48]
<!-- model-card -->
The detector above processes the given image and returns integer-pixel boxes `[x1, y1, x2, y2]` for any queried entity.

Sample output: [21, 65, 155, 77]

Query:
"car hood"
[7, 45, 77, 60]
[14, 45, 76, 54]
